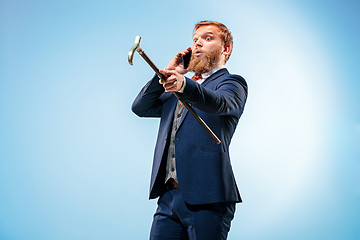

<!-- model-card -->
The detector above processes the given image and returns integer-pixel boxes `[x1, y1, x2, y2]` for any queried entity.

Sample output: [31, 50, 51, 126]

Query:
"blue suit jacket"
[132, 68, 248, 204]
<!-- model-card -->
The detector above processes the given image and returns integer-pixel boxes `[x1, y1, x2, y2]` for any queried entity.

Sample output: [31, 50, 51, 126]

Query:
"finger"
[164, 83, 175, 91]
[160, 69, 177, 76]
[163, 78, 177, 88]
[183, 47, 192, 54]
[166, 78, 183, 91]
[159, 76, 169, 84]
[159, 69, 169, 76]
[179, 47, 191, 56]
[159, 78, 166, 85]
[165, 81, 176, 88]
[160, 75, 176, 85]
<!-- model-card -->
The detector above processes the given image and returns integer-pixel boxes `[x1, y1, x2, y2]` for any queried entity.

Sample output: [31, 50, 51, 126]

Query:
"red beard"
[188, 47, 222, 74]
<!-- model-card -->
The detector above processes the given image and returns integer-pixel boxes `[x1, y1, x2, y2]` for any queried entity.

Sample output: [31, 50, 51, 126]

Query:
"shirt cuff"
[177, 76, 186, 93]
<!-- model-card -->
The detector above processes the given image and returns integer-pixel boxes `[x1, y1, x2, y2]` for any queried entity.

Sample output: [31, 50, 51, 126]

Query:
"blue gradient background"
[1, 0, 359, 239]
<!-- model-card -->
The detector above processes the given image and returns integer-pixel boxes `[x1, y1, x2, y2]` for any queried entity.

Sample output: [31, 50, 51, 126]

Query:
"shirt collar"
[196, 65, 225, 84]
[197, 65, 225, 84]
[202, 65, 225, 79]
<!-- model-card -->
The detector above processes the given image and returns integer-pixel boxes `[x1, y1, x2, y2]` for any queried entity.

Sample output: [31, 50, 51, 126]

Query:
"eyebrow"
[193, 31, 215, 39]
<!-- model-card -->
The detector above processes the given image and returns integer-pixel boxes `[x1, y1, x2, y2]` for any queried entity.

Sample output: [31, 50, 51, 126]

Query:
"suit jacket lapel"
[202, 68, 227, 87]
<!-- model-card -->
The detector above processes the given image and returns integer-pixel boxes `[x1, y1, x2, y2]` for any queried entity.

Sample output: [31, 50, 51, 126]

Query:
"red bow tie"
[191, 74, 202, 81]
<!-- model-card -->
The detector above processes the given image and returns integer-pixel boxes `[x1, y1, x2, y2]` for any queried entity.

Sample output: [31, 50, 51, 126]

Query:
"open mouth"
[194, 50, 202, 57]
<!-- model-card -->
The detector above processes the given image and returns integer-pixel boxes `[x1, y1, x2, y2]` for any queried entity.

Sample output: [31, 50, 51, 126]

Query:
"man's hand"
[159, 69, 185, 92]
[166, 47, 192, 75]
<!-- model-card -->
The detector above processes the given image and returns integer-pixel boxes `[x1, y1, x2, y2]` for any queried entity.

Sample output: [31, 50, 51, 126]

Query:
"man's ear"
[223, 44, 231, 56]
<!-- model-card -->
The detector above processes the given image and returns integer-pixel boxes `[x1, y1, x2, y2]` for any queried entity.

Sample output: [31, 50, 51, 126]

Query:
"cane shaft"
[174, 94, 221, 144]
[138, 49, 163, 78]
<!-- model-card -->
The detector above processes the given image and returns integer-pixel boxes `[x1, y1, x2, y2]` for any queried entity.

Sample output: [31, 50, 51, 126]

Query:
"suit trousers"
[149, 188, 235, 240]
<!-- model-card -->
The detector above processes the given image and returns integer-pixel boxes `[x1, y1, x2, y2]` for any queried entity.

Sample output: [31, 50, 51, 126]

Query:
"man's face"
[188, 25, 224, 74]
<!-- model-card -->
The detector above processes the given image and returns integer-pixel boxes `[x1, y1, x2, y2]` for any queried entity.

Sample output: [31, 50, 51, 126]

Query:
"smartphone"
[182, 49, 192, 69]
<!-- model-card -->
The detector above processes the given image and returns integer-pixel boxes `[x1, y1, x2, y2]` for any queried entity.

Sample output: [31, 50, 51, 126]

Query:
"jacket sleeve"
[178, 74, 248, 117]
[131, 74, 165, 118]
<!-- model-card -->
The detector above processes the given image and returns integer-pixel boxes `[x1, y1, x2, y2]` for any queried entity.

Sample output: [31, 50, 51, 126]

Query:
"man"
[132, 20, 248, 240]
